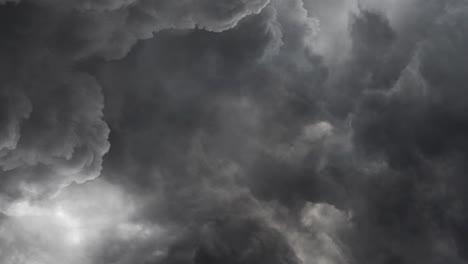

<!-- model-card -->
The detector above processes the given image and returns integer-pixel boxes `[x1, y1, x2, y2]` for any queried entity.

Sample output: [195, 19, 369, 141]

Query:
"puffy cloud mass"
[2, 0, 468, 263]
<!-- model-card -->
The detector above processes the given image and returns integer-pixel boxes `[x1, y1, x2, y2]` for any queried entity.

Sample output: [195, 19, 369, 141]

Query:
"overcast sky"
[1, 0, 468, 263]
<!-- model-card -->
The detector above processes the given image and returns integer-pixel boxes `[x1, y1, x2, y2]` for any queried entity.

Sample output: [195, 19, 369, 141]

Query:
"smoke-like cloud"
[2, 0, 468, 264]
[0, 3, 110, 204]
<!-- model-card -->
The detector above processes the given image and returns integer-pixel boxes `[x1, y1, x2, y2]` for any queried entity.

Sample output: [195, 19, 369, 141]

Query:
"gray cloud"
[2, 0, 468, 264]
[0, 3, 110, 203]
[42, 0, 270, 59]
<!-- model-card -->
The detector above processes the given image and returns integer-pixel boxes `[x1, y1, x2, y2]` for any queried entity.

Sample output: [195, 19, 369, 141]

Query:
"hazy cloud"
[2, 0, 468, 264]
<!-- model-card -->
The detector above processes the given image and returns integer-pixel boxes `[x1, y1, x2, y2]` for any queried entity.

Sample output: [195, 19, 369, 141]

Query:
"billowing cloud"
[0, 13, 110, 203]
[33, 0, 270, 59]
[2, 0, 468, 264]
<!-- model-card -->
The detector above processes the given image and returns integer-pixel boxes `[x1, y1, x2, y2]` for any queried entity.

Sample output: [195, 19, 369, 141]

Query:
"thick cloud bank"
[2, 0, 468, 264]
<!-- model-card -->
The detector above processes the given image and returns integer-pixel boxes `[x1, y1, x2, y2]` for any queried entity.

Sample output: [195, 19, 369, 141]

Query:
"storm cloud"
[1, 0, 468, 264]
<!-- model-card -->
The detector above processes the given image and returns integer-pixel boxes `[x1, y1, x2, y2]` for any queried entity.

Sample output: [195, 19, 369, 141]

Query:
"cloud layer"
[2, 0, 468, 263]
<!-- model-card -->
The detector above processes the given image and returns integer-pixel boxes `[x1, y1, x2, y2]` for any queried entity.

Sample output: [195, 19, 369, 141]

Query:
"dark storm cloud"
[86, 0, 343, 262]
[41, 0, 270, 59]
[320, 1, 468, 263]
[3, 0, 468, 264]
[80, 0, 468, 263]
[189, 217, 299, 264]
[0, 0, 327, 263]
[0, 0, 269, 201]
[0, 3, 110, 204]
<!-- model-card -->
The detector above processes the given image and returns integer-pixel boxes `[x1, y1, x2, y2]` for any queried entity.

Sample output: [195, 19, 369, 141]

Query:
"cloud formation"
[2, 0, 468, 264]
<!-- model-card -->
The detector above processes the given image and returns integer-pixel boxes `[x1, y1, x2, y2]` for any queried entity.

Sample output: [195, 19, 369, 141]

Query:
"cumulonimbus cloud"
[2, 0, 468, 264]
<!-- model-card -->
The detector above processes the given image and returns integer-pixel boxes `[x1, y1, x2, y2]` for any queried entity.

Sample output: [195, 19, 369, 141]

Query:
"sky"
[1, 0, 468, 263]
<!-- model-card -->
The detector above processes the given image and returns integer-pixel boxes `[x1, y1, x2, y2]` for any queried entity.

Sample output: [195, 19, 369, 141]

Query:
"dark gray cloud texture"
[1, 0, 468, 263]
